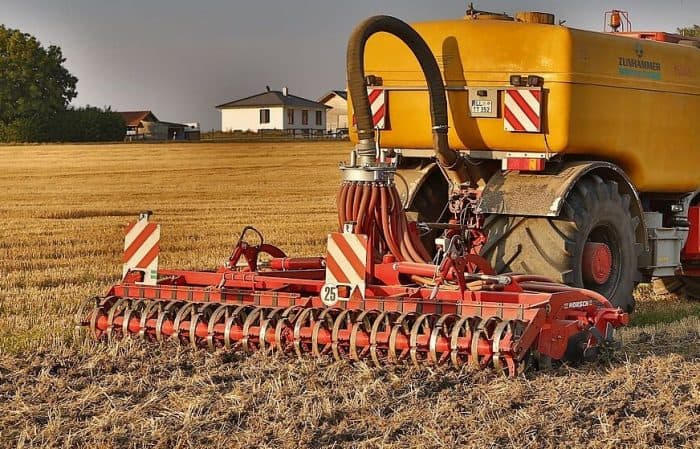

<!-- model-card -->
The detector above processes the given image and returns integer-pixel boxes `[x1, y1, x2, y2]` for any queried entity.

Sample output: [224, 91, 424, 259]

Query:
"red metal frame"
[81, 222, 628, 377]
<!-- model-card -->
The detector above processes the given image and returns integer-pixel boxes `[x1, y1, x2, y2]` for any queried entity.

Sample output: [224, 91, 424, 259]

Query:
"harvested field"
[0, 142, 699, 448]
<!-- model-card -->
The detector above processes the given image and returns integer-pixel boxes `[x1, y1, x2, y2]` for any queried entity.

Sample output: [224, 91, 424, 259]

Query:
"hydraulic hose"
[346, 15, 468, 184]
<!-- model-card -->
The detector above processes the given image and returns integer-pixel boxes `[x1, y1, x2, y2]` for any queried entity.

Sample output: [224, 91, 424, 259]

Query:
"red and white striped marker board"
[321, 232, 368, 306]
[352, 88, 387, 130]
[122, 213, 160, 285]
[504, 88, 542, 133]
[368, 88, 387, 129]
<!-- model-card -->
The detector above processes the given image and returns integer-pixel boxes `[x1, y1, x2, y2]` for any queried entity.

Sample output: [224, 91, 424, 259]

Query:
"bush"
[0, 106, 126, 143]
[0, 115, 50, 142]
[49, 106, 126, 142]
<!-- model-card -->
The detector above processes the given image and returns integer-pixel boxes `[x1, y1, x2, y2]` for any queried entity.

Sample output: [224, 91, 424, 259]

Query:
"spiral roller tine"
[292, 308, 314, 358]
[88, 296, 114, 340]
[491, 319, 511, 376]
[138, 301, 161, 341]
[409, 314, 435, 366]
[448, 315, 469, 367]
[331, 310, 354, 361]
[75, 296, 99, 328]
[349, 310, 372, 362]
[476, 316, 501, 369]
[192, 303, 219, 348]
[357, 311, 377, 361]
[388, 312, 414, 364]
[274, 316, 292, 353]
[369, 311, 395, 367]
[172, 303, 194, 343]
[223, 305, 253, 350]
[121, 299, 143, 340]
[251, 307, 280, 353]
[312, 308, 337, 357]
[189, 306, 205, 349]
[155, 301, 178, 342]
[106, 297, 129, 342]
[223, 313, 238, 350]
[241, 307, 263, 353]
[470, 316, 488, 369]
[207, 305, 231, 350]
[428, 313, 458, 365]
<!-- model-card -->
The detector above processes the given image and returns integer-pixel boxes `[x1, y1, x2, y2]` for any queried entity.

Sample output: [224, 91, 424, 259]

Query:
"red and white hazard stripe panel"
[504, 88, 542, 133]
[352, 88, 388, 130]
[122, 214, 160, 285]
[323, 232, 368, 303]
[367, 88, 387, 129]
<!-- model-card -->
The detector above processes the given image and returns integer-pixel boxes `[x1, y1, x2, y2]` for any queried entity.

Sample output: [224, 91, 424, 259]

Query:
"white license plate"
[471, 100, 493, 114]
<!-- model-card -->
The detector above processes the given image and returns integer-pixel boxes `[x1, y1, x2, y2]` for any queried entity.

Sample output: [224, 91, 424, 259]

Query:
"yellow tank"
[349, 18, 700, 193]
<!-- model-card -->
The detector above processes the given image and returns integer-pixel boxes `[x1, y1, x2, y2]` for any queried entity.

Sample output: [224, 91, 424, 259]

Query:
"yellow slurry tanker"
[350, 8, 700, 311]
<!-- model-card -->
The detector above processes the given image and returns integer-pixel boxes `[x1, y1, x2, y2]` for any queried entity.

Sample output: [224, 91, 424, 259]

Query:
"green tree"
[0, 25, 77, 141]
[677, 25, 700, 37]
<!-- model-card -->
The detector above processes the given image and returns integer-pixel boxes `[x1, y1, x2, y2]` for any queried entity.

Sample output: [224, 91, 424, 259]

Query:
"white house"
[318, 90, 348, 132]
[216, 87, 328, 133]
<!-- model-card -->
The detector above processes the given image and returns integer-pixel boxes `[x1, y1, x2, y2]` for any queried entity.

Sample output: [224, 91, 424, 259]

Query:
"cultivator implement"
[78, 15, 630, 376]
[78, 209, 628, 377]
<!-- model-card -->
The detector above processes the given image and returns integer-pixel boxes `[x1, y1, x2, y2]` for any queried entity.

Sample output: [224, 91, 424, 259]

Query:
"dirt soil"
[1, 320, 698, 449]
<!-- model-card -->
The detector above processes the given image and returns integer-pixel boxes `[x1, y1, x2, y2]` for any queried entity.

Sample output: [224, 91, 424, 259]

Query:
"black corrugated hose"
[346, 15, 468, 184]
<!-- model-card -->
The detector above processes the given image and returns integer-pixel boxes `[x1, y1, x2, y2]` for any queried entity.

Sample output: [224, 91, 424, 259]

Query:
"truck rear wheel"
[481, 175, 638, 312]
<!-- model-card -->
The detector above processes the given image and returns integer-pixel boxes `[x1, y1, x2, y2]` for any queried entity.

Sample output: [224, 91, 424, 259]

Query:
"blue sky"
[4, 0, 699, 130]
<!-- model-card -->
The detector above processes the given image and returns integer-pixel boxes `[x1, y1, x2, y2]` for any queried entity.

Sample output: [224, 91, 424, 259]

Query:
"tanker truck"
[348, 8, 700, 312]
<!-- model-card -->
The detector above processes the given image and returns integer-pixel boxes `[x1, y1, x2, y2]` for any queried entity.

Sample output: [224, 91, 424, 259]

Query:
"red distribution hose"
[337, 180, 431, 264]
[352, 182, 363, 219]
[379, 185, 404, 261]
[355, 183, 371, 233]
[363, 186, 379, 234]
[345, 183, 356, 224]
[337, 183, 348, 231]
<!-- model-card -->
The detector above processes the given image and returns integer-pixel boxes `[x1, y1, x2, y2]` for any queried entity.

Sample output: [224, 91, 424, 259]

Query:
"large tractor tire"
[481, 175, 638, 312]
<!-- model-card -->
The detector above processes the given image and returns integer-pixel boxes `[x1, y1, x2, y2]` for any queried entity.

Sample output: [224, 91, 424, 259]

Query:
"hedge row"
[0, 107, 125, 143]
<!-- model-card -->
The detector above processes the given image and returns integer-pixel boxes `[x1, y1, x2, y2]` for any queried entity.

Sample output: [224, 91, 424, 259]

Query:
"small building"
[216, 87, 328, 134]
[184, 122, 201, 141]
[118, 110, 190, 141]
[318, 90, 348, 132]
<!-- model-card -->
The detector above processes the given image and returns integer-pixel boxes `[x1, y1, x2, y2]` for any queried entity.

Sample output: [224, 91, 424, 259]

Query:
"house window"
[260, 109, 270, 124]
[302, 110, 309, 125]
[287, 108, 294, 124]
[315, 111, 323, 126]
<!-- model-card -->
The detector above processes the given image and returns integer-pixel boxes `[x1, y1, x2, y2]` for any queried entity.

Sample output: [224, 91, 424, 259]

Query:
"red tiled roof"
[118, 111, 159, 127]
